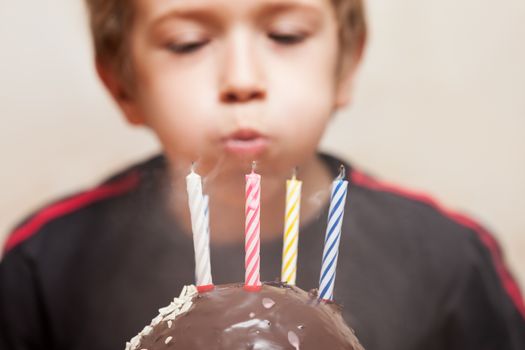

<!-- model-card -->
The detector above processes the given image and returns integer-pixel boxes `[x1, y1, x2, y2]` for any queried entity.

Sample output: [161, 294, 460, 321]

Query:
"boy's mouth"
[223, 129, 269, 157]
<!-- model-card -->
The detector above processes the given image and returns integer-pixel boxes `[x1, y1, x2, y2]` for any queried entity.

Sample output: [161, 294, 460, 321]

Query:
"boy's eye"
[268, 33, 305, 45]
[167, 40, 209, 54]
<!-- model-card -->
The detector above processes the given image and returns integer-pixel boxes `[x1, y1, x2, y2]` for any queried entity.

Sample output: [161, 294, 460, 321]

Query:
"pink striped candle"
[244, 162, 262, 291]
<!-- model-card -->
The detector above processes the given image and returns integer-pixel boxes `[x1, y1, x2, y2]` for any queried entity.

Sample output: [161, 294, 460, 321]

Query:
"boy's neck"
[169, 155, 333, 245]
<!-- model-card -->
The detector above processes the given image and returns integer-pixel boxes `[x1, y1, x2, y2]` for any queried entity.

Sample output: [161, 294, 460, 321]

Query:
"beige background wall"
[1, 1, 524, 289]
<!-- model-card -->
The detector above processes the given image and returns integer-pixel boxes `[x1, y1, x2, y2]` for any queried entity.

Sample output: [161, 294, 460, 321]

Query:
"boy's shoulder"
[319, 153, 489, 242]
[319, 153, 502, 269]
[2, 154, 167, 257]
[347, 165, 498, 256]
[347, 166, 524, 315]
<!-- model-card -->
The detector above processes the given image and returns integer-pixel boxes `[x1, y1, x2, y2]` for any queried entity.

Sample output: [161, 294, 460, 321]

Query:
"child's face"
[117, 0, 357, 175]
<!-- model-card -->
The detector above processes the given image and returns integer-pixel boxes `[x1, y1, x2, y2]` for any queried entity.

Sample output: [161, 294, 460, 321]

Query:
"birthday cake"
[124, 165, 358, 349]
[125, 282, 363, 350]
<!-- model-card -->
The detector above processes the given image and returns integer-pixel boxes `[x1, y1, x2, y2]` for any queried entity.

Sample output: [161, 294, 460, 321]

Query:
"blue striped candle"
[319, 166, 349, 301]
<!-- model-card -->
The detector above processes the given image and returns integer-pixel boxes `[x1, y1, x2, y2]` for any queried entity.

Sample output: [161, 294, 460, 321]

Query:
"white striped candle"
[203, 194, 211, 284]
[204, 195, 210, 243]
[245, 162, 262, 291]
[281, 170, 302, 285]
[319, 166, 348, 301]
[186, 167, 213, 292]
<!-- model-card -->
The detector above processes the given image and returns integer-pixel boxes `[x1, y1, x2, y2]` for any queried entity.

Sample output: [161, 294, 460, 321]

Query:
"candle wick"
[337, 165, 346, 180]
[251, 161, 257, 173]
[191, 162, 196, 173]
[292, 166, 298, 180]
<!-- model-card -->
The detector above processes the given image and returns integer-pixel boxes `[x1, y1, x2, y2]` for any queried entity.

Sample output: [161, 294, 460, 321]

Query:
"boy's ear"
[334, 40, 366, 109]
[95, 60, 146, 126]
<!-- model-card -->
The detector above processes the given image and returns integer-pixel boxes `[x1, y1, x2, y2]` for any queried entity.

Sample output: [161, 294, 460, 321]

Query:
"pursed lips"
[222, 129, 270, 157]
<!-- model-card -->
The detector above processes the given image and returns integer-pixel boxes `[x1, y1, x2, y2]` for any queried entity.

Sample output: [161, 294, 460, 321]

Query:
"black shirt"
[1, 154, 524, 350]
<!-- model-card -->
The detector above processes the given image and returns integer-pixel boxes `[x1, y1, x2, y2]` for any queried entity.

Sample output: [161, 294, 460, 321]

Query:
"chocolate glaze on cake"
[127, 282, 363, 350]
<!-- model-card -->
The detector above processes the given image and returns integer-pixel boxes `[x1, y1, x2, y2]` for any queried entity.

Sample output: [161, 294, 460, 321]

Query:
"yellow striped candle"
[281, 170, 302, 285]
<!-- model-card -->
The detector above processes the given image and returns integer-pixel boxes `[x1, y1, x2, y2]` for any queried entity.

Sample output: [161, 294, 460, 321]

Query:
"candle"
[204, 195, 210, 238]
[319, 166, 349, 301]
[186, 166, 213, 292]
[245, 162, 262, 291]
[281, 168, 302, 285]
[200, 195, 213, 284]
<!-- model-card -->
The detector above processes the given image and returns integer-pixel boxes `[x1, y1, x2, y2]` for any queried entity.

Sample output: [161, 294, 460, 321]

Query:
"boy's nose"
[220, 86, 265, 104]
[219, 33, 266, 104]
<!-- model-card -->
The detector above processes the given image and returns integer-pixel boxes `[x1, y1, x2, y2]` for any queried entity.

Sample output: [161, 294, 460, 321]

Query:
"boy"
[1, 0, 524, 349]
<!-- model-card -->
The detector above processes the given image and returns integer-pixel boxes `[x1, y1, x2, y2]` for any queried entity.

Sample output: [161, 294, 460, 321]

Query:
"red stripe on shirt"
[3, 172, 140, 254]
[351, 169, 525, 320]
